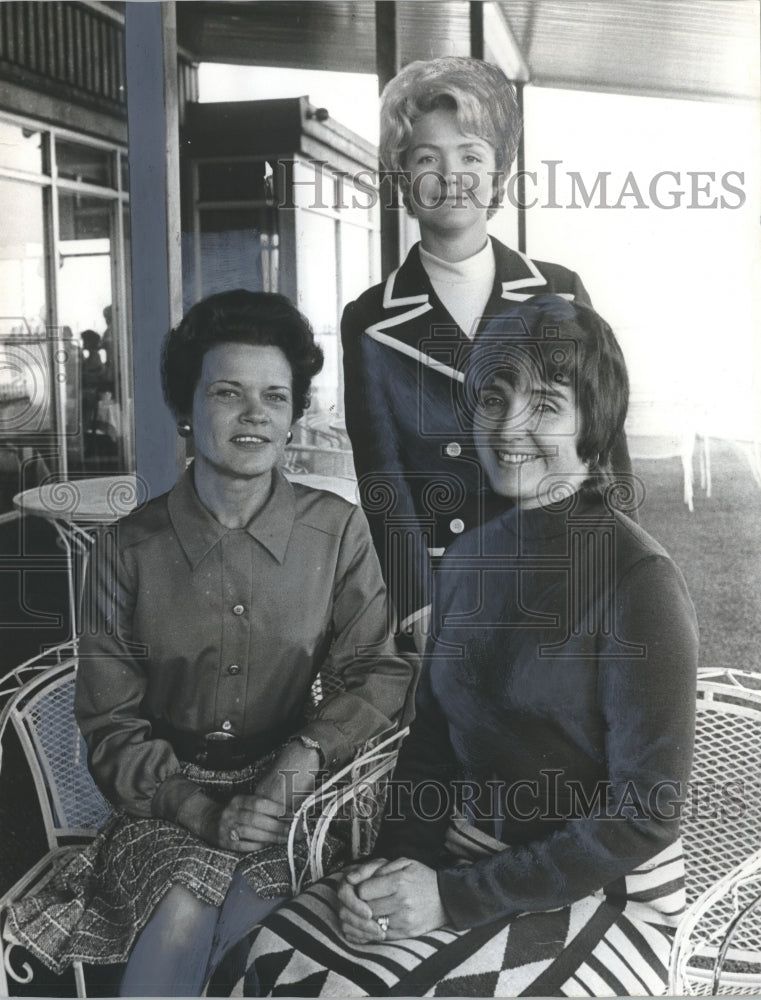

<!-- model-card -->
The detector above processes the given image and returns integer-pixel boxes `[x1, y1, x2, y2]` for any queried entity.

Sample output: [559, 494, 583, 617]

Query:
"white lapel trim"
[365, 269, 465, 383]
[501, 249, 575, 302]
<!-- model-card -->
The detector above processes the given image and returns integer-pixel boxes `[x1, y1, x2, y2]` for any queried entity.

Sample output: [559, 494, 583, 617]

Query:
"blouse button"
[232, 604, 245, 616]
[222, 720, 232, 732]
[445, 441, 461, 458]
[228, 664, 240, 675]
[449, 518, 465, 534]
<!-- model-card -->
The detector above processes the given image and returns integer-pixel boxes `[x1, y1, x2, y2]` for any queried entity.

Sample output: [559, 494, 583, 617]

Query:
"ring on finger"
[229, 828, 240, 842]
[376, 914, 390, 935]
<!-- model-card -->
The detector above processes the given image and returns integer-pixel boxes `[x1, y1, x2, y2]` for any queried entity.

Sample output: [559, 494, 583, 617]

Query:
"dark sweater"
[379, 491, 698, 929]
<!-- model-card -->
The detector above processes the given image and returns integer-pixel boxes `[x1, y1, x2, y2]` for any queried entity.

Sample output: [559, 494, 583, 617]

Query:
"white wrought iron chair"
[287, 725, 409, 895]
[0, 640, 112, 997]
[670, 670, 761, 994]
[0, 644, 408, 997]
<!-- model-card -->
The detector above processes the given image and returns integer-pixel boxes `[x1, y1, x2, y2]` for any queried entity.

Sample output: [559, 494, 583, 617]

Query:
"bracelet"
[291, 734, 325, 766]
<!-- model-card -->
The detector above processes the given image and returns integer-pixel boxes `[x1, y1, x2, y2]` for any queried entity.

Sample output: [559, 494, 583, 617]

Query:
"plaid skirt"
[3, 756, 345, 975]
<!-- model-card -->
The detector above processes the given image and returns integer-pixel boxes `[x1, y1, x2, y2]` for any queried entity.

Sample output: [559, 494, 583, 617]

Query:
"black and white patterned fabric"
[239, 836, 685, 997]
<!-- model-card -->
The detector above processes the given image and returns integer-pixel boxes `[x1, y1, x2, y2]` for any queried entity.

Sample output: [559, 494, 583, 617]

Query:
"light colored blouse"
[76, 466, 414, 825]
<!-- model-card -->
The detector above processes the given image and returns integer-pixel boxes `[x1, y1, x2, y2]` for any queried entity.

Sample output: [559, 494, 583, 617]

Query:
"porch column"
[125, 1, 184, 498]
[375, 1, 401, 276]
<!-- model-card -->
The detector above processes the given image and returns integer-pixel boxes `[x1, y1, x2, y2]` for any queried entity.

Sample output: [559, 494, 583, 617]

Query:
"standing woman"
[342, 56, 632, 646]
[3, 291, 414, 996]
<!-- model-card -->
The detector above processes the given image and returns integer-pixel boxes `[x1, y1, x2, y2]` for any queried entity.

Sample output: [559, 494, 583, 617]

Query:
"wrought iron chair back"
[5, 659, 111, 846]
[0, 641, 111, 996]
[671, 671, 761, 994]
[287, 726, 409, 895]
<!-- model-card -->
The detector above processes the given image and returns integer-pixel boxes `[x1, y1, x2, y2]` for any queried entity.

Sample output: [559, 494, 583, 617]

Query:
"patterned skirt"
[239, 832, 686, 998]
[3, 756, 345, 975]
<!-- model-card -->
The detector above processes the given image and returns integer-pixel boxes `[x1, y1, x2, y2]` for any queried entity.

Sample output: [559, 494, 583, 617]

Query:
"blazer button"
[228, 664, 240, 675]
[445, 441, 461, 458]
[449, 518, 465, 534]
[232, 604, 245, 616]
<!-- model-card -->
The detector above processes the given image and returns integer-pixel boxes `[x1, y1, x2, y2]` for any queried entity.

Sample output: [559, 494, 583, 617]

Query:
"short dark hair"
[80, 329, 101, 352]
[161, 290, 324, 422]
[463, 294, 629, 474]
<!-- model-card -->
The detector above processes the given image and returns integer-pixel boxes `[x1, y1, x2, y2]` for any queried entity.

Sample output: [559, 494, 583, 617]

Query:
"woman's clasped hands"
[212, 794, 290, 853]
[337, 857, 448, 943]
[203, 742, 322, 853]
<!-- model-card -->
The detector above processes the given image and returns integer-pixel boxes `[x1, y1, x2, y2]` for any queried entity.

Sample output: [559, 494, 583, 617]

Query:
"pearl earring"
[177, 421, 192, 438]
[286, 430, 293, 444]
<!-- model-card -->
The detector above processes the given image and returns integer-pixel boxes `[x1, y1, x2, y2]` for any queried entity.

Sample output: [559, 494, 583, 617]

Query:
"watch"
[291, 734, 325, 765]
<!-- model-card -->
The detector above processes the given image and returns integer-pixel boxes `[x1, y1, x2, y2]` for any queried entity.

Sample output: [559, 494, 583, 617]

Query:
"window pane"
[0, 178, 54, 500]
[295, 210, 338, 425]
[58, 191, 112, 242]
[340, 223, 375, 306]
[0, 178, 47, 334]
[182, 207, 277, 309]
[0, 120, 46, 174]
[57, 191, 123, 473]
[56, 138, 113, 187]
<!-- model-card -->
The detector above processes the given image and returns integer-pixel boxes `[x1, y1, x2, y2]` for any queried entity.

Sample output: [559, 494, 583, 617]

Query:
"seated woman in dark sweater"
[233, 294, 698, 997]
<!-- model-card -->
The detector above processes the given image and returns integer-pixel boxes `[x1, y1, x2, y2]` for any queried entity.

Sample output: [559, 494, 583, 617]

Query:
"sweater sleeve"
[436, 554, 698, 929]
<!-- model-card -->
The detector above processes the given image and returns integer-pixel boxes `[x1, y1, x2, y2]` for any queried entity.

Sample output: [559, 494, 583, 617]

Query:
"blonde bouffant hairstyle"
[379, 57, 522, 218]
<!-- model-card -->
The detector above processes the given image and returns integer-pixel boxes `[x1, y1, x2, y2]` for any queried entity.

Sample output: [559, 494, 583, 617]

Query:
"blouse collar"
[168, 464, 296, 567]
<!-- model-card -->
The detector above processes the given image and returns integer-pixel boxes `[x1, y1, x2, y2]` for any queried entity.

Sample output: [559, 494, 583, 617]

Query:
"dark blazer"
[341, 237, 629, 628]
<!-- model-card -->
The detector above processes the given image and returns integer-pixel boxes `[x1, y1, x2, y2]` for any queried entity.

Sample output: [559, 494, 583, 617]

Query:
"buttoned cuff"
[152, 772, 216, 832]
[296, 720, 355, 772]
[287, 734, 326, 768]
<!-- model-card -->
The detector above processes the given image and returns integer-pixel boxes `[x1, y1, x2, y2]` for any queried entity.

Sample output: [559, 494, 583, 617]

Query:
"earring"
[177, 421, 192, 438]
[286, 430, 293, 445]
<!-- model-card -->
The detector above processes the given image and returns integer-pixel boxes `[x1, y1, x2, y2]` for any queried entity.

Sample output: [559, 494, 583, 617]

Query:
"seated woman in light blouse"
[4, 290, 415, 996]
[236, 295, 697, 997]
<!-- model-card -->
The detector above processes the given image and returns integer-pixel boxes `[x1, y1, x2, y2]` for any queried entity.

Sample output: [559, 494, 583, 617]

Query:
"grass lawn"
[635, 439, 761, 674]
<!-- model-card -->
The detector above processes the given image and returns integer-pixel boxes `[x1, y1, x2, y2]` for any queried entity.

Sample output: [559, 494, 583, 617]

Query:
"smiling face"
[474, 372, 589, 507]
[404, 106, 497, 249]
[189, 342, 294, 483]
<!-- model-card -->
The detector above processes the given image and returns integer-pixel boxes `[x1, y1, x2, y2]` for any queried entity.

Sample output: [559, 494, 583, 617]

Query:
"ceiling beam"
[483, 2, 530, 83]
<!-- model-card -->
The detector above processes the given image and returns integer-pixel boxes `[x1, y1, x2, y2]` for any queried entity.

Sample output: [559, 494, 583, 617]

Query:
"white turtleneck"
[419, 240, 496, 340]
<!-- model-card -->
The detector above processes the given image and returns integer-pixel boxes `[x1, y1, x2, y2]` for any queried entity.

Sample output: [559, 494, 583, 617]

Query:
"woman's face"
[404, 107, 497, 240]
[474, 372, 589, 507]
[190, 342, 294, 483]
